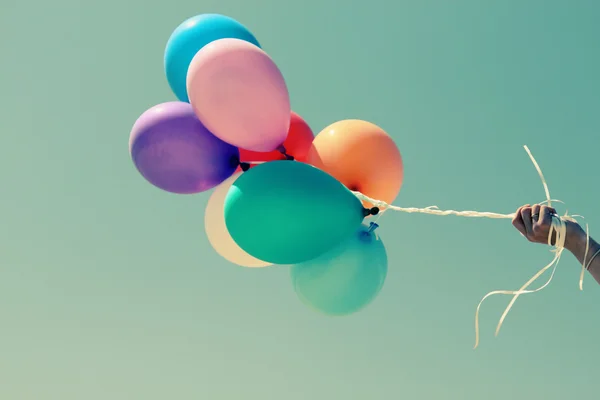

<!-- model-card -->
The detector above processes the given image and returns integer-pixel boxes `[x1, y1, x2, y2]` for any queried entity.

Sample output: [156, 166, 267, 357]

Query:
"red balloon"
[239, 112, 314, 168]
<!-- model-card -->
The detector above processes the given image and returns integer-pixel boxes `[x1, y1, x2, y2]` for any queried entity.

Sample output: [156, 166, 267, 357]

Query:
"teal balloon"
[291, 223, 388, 316]
[224, 161, 365, 264]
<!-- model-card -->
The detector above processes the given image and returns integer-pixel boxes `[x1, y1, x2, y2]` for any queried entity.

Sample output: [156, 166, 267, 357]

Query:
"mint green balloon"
[224, 161, 365, 264]
[291, 223, 388, 316]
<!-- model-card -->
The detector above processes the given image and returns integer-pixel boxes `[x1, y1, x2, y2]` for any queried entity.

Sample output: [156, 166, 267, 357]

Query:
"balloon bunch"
[129, 14, 404, 316]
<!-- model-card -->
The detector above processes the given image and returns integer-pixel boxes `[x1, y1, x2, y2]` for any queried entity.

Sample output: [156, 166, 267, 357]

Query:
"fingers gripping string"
[352, 146, 590, 349]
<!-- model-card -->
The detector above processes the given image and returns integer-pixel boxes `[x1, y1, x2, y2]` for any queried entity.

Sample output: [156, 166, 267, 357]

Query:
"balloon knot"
[240, 162, 251, 172]
[229, 155, 240, 168]
[363, 207, 380, 217]
[367, 222, 379, 233]
[359, 222, 380, 242]
[277, 145, 294, 161]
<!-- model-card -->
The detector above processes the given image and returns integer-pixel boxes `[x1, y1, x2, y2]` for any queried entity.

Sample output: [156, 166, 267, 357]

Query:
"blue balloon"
[164, 14, 261, 102]
[291, 223, 388, 316]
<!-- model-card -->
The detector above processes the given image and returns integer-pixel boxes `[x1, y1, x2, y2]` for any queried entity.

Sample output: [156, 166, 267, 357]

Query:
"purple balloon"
[129, 102, 239, 194]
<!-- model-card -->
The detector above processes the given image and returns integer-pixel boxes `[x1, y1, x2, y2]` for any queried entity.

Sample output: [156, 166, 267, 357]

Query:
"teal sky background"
[1, 0, 599, 399]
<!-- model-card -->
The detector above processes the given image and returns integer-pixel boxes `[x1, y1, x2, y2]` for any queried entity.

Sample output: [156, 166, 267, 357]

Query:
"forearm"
[565, 226, 600, 285]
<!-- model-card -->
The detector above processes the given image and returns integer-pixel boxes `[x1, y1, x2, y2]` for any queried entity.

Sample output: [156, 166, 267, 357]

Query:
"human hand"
[511, 204, 584, 248]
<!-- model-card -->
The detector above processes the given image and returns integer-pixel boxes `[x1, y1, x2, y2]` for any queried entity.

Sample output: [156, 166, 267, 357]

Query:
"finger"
[538, 205, 553, 227]
[538, 206, 557, 245]
[512, 206, 527, 237]
[520, 205, 534, 237]
[531, 204, 541, 223]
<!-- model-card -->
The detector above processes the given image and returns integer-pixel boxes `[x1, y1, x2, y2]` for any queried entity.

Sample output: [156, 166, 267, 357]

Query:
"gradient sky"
[1, 1, 599, 399]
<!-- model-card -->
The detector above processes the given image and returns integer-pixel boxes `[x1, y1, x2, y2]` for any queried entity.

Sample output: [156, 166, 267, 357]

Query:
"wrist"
[564, 222, 600, 261]
[564, 221, 586, 253]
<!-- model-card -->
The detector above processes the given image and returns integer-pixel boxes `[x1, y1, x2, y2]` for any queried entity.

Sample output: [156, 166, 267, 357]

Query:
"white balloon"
[205, 172, 272, 267]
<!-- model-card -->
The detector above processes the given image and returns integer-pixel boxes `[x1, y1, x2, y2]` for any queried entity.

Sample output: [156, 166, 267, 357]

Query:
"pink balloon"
[186, 38, 291, 152]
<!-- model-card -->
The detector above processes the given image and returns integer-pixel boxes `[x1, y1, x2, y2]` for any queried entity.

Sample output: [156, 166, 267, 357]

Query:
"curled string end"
[473, 145, 575, 347]
[473, 316, 480, 350]
[523, 145, 552, 207]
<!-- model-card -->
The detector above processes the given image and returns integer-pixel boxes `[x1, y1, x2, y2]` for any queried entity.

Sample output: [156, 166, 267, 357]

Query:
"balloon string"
[352, 145, 591, 348]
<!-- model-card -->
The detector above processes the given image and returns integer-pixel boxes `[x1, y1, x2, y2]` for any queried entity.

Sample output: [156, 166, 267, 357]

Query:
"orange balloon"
[306, 120, 403, 208]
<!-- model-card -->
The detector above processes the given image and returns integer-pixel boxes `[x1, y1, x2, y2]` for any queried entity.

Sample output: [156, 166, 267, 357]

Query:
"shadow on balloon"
[290, 222, 388, 316]
[205, 172, 272, 268]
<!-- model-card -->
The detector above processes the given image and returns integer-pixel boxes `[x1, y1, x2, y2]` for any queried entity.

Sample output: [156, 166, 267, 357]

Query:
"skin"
[512, 204, 600, 285]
